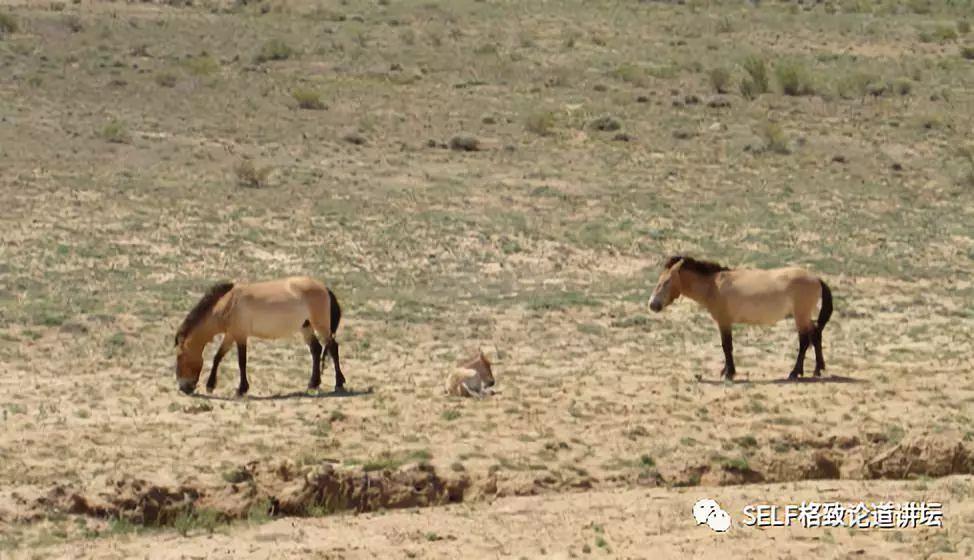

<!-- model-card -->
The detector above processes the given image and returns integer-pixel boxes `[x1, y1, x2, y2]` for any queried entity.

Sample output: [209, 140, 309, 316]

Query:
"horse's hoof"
[205, 386, 215, 395]
[334, 385, 347, 394]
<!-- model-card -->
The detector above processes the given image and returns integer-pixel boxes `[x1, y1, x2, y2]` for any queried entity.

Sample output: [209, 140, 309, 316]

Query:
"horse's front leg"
[719, 326, 736, 380]
[788, 330, 811, 380]
[205, 337, 234, 394]
[236, 340, 250, 397]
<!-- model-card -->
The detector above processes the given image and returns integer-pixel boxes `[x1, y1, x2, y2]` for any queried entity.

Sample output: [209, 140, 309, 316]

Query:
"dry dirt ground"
[1, 0, 973, 558]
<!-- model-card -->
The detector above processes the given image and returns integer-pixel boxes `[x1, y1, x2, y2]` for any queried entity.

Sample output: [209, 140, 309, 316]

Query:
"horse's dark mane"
[664, 255, 730, 275]
[175, 281, 235, 344]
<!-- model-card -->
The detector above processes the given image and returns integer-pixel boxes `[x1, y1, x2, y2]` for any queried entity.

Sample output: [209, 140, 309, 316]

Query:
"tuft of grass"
[709, 67, 731, 94]
[958, 20, 971, 35]
[182, 55, 219, 77]
[961, 46, 974, 60]
[0, 12, 17, 37]
[589, 115, 621, 132]
[255, 39, 294, 63]
[171, 508, 223, 536]
[919, 25, 958, 43]
[234, 160, 272, 188]
[739, 55, 769, 99]
[525, 110, 556, 136]
[775, 59, 816, 96]
[292, 88, 326, 110]
[611, 63, 647, 87]
[99, 120, 130, 144]
[155, 72, 177, 88]
[441, 409, 461, 421]
[757, 121, 789, 155]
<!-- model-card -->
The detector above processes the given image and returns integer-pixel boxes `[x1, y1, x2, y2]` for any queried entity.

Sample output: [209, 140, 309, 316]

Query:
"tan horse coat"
[175, 276, 343, 395]
[650, 256, 832, 380]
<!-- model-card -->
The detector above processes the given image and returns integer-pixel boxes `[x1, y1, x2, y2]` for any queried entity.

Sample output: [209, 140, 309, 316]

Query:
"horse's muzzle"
[178, 380, 197, 395]
[650, 301, 662, 312]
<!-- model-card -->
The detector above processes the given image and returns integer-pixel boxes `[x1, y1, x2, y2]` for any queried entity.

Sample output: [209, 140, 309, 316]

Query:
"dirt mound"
[31, 462, 470, 527]
[865, 436, 974, 479]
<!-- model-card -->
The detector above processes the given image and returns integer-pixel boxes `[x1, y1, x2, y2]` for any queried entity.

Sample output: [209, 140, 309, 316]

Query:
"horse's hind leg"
[325, 339, 345, 392]
[811, 327, 825, 376]
[719, 325, 736, 380]
[302, 321, 323, 390]
[236, 341, 250, 397]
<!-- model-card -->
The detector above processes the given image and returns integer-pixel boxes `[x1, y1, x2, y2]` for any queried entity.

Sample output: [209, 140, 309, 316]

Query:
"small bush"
[0, 12, 18, 37]
[891, 77, 913, 96]
[836, 71, 879, 99]
[757, 122, 789, 155]
[740, 55, 769, 99]
[183, 55, 219, 76]
[155, 72, 177, 88]
[959, 20, 971, 35]
[709, 67, 731, 93]
[589, 115, 622, 132]
[612, 63, 647, 87]
[525, 110, 556, 136]
[715, 16, 733, 34]
[775, 60, 815, 96]
[255, 39, 293, 63]
[292, 88, 326, 110]
[919, 25, 958, 43]
[962, 46, 974, 60]
[100, 120, 130, 144]
[235, 160, 272, 188]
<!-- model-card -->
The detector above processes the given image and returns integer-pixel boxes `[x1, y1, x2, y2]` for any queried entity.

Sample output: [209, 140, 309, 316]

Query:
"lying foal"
[445, 350, 496, 399]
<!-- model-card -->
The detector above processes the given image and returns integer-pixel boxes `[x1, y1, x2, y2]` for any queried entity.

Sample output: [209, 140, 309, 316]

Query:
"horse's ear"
[670, 258, 685, 272]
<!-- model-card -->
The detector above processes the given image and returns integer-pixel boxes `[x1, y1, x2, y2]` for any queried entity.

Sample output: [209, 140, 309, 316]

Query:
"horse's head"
[174, 334, 203, 394]
[649, 257, 684, 312]
[462, 349, 495, 388]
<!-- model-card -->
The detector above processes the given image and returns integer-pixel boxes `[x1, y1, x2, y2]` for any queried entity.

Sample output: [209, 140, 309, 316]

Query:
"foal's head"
[461, 349, 495, 388]
[649, 257, 685, 312]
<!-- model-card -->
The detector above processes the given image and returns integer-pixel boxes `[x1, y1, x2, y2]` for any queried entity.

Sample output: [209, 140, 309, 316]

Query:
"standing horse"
[648, 256, 833, 380]
[174, 277, 345, 396]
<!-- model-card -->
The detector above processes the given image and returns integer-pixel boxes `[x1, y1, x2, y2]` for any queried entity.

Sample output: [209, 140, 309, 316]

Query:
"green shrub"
[182, 55, 219, 76]
[757, 122, 789, 155]
[292, 88, 326, 110]
[100, 120, 130, 144]
[525, 110, 556, 136]
[775, 59, 816, 96]
[255, 39, 293, 63]
[709, 67, 731, 93]
[0, 12, 17, 37]
[235, 160, 272, 188]
[740, 55, 768, 99]
[961, 46, 974, 60]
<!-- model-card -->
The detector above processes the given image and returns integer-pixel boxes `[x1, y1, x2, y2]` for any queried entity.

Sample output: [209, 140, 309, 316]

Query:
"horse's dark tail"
[328, 288, 342, 335]
[817, 280, 833, 332]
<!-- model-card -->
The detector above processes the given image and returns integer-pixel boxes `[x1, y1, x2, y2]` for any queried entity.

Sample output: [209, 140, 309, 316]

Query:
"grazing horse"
[174, 277, 345, 396]
[445, 350, 496, 399]
[649, 256, 833, 380]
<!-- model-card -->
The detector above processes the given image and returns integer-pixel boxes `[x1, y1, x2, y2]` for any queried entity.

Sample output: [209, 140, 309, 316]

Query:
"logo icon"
[693, 498, 731, 532]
